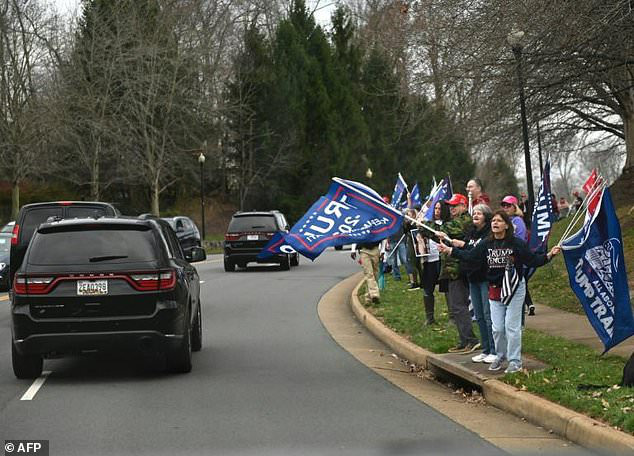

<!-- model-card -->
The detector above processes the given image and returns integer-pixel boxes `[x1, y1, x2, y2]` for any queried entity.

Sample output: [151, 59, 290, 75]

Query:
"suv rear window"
[21, 207, 64, 244]
[228, 215, 278, 232]
[27, 228, 158, 265]
[66, 206, 111, 218]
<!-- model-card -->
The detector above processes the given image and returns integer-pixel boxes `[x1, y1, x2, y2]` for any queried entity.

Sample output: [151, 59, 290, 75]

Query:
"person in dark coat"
[438, 210, 561, 373]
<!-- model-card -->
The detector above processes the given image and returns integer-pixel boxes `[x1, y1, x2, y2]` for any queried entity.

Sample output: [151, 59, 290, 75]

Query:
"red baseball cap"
[446, 193, 468, 206]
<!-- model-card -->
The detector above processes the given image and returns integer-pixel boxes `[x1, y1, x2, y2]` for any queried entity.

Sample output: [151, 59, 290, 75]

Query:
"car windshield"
[27, 228, 158, 265]
[0, 234, 10, 253]
[228, 215, 277, 232]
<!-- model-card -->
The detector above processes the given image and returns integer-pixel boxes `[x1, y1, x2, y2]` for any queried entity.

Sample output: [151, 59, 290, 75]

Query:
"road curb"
[349, 278, 634, 455]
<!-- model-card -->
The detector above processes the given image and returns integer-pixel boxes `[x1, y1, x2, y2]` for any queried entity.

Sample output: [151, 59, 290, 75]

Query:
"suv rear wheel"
[279, 254, 291, 271]
[290, 253, 299, 267]
[12, 342, 43, 379]
[166, 314, 192, 373]
[191, 302, 202, 352]
[224, 258, 235, 272]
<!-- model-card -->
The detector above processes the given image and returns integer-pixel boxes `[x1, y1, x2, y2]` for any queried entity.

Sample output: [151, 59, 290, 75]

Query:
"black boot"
[424, 295, 436, 325]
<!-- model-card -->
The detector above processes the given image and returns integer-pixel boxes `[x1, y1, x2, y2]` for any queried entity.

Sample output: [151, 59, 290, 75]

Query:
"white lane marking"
[20, 371, 52, 401]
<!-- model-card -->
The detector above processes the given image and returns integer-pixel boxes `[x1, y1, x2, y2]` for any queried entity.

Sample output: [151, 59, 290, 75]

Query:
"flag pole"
[557, 180, 606, 246]
[558, 181, 602, 245]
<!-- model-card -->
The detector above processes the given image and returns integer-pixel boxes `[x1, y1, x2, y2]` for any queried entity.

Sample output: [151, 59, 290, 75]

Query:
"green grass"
[360, 273, 633, 434]
[204, 233, 224, 254]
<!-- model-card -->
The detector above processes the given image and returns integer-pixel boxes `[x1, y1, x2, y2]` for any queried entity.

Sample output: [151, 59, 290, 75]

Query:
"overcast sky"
[52, 0, 335, 27]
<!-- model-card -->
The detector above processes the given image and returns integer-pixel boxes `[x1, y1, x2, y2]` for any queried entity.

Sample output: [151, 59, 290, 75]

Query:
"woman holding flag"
[438, 211, 561, 373]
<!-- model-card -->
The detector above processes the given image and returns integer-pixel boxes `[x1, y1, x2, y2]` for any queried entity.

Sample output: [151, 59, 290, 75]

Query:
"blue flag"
[391, 173, 408, 208]
[258, 178, 404, 261]
[410, 182, 421, 208]
[561, 188, 634, 353]
[525, 159, 556, 280]
[423, 177, 452, 221]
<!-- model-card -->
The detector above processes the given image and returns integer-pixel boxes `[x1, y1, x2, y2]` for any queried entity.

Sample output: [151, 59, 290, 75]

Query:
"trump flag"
[525, 159, 556, 280]
[258, 178, 404, 261]
[561, 188, 634, 352]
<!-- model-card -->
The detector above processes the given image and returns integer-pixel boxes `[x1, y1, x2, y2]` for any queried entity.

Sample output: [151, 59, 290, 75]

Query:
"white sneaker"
[471, 353, 487, 363]
[483, 354, 498, 364]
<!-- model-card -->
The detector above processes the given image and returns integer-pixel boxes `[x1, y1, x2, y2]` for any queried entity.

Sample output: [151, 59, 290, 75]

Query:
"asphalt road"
[0, 251, 506, 456]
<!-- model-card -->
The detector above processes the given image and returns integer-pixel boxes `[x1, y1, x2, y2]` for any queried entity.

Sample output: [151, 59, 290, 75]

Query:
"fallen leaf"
[543, 377, 551, 384]
[601, 399, 610, 408]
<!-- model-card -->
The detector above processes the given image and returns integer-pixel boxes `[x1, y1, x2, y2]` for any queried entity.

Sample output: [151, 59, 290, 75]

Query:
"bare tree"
[0, 0, 59, 217]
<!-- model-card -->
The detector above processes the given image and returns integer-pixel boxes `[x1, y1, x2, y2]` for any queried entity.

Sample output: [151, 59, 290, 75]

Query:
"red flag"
[582, 169, 597, 194]
[582, 169, 601, 215]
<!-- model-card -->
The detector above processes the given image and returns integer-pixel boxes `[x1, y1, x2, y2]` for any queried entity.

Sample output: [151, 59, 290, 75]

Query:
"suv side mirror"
[186, 246, 206, 263]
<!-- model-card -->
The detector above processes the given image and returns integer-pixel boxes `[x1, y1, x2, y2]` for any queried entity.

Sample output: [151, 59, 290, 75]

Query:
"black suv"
[11, 217, 206, 378]
[223, 211, 298, 271]
[10, 201, 120, 286]
[161, 216, 204, 259]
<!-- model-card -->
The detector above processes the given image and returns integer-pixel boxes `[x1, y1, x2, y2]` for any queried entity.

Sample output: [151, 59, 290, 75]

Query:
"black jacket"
[451, 236, 548, 287]
[459, 224, 490, 283]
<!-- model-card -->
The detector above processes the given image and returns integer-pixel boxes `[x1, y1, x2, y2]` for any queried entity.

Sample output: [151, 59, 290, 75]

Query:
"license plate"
[247, 235, 259, 241]
[77, 279, 108, 296]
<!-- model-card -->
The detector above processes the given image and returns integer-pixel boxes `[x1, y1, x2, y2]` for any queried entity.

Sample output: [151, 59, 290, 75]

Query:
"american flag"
[501, 258, 520, 306]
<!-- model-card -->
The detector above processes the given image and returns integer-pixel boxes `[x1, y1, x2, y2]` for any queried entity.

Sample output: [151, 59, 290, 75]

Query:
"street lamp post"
[507, 29, 535, 219]
[198, 150, 206, 241]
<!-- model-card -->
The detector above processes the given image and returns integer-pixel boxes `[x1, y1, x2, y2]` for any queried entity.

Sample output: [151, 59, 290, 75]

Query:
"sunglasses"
[500, 202, 513, 208]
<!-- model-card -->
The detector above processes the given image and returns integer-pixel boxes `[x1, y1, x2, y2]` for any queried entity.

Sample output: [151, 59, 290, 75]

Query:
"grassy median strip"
[360, 273, 634, 434]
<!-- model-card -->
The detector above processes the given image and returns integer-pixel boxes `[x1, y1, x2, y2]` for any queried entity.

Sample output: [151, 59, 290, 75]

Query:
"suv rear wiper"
[251, 225, 267, 229]
[89, 255, 129, 262]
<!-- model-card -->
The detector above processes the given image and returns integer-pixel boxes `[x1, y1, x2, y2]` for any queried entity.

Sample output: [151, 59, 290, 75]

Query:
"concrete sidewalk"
[525, 304, 634, 359]
[346, 276, 634, 454]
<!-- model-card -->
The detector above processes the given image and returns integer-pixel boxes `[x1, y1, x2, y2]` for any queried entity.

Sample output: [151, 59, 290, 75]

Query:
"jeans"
[469, 281, 495, 355]
[389, 241, 412, 279]
[447, 278, 478, 347]
[490, 279, 526, 365]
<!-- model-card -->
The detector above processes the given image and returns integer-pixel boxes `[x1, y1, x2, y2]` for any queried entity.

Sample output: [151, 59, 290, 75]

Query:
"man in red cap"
[437, 193, 479, 353]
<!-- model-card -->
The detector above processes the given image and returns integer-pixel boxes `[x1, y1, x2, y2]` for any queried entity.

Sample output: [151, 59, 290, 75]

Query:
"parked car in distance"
[223, 210, 298, 271]
[0, 232, 10, 291]
[1, 221, 15, 233]
[9, 201, 120, 287]
[161, 216, 205, 260]
[10, 217, 205, 378]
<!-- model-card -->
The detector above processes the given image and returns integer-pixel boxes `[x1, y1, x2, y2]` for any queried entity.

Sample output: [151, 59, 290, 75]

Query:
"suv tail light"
[13, 275, 54, 295]
[225, 233, 241, 241]
[11, 223, 19, 245]
[129, 270, 176, 291]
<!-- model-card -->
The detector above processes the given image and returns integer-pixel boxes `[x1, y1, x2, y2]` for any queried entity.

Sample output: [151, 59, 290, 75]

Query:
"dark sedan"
[162, 216, 205, 259]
